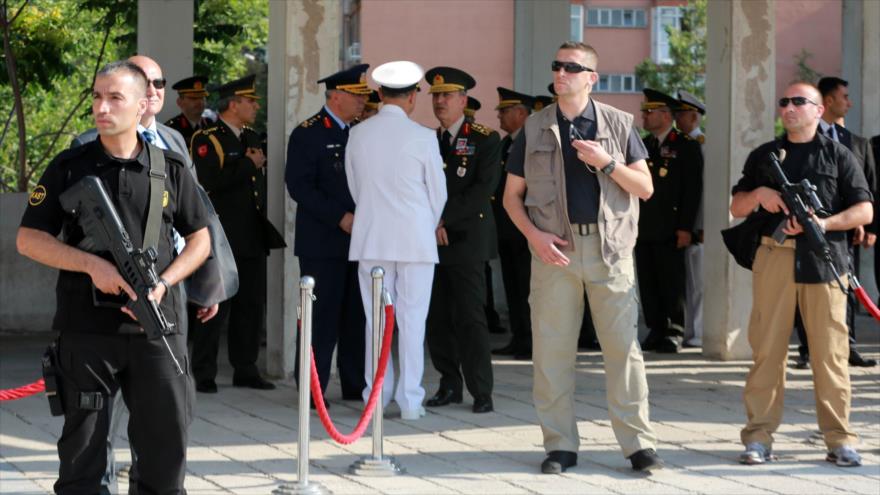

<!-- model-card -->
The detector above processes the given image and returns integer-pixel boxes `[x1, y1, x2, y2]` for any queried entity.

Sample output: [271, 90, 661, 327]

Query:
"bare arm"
[572, 140, 654, 200]
[730, 187, 789, 218]
[16, 226, 136, 299]
[502, 173, 569, 266]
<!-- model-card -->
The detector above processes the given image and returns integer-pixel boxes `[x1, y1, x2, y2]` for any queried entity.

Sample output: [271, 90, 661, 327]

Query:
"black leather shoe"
[514, 348, 533, 360]
[628, 448, 664, 472]
[492, 342, 518, 355]
[641, 332, 662, 351]
[655, 338, 680, 354]
[232, 375, 276, 390]
[849, 349, 877, 367]
[196, 379, 218, 393]
[541, 450, 577, 474]
[794, 354, 810, 369]
[426, 388, 463, 407]
[472, 396, 494, 413]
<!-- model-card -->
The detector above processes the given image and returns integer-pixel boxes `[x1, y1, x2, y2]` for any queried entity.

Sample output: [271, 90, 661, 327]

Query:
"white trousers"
[684, 243, 704, 344]
[358, 260, 435, 413]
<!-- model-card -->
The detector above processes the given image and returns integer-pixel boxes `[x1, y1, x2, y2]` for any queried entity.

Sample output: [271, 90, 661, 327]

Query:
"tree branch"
[30, 22, 112, 177]
[1, 0, 29, 191]
[8, 0, 30, 26]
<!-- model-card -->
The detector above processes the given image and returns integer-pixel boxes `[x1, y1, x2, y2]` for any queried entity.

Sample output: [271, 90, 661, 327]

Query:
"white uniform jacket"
[346, 104, 447, 263]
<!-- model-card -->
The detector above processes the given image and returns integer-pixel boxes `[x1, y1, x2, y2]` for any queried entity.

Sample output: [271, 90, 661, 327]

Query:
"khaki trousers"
[530, 232, 656, 456]
[741, 239, 858, 449]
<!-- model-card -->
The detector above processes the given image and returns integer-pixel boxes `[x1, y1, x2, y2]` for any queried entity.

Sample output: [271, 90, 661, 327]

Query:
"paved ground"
[2, 322, 879, 494]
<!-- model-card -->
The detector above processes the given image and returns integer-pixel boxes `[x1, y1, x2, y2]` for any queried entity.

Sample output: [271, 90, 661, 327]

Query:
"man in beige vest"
[503, 41, 661, 474]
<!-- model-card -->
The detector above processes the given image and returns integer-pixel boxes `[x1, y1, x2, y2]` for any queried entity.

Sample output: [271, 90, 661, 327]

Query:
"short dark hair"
[217, 95, 248, 113]
[96, 60, 148, 97]
[379, 85, 417, 99]
[817, 76, 848, 98]
[558, 41, 599, 68]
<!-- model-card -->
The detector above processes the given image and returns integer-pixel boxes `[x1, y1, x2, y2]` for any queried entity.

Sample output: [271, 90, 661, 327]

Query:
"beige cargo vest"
[522, 99, 639, 266]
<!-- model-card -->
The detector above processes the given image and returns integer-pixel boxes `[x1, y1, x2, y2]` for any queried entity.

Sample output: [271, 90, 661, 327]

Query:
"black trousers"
[191, 255, 266, 382]
[634, 239, 686, 337]
[55, 332, 191, 494]
[295, 258, 366, 398]
[498, 236, 532, 348]
[426, 262, 494, 398]
[483, 262, 503, 330]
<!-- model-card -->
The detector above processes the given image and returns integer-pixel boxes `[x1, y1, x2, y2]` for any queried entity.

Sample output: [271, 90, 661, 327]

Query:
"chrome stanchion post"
[349, 267, 405, 476]
[274, 277, 330, 495]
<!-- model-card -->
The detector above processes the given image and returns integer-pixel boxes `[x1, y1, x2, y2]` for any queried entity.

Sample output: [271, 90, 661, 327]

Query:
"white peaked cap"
[371, 61, 424, 89]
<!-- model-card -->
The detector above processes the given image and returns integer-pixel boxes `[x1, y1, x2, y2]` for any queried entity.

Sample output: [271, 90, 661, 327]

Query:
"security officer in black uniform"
[165, 75, 215, 151]
[424, 66, 501, 413]
[285, 64, 371, 402]
[490, 87, 534, 359]
[636, 88, 703, 353]
[190, 74, 285, 393]
[17, 60, 210, 494]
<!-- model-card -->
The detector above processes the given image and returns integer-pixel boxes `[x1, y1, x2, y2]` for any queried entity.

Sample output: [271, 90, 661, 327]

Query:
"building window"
[595, 74, 643, 93]
[571, 4, 584, 41]
[586, 8, 647, 28]
[652, 6, 683, 64]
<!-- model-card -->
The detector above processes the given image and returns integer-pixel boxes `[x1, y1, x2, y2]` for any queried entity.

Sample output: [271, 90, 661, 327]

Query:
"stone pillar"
[703, 0, 775, 360]
[266, 0, 342, 378]
[513, 0, 569, 94]
[137, 0, 193, 123]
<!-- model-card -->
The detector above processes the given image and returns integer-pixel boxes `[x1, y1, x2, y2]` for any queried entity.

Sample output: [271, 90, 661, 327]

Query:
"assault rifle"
[767, 149, 846, 293]
[59, 176, 184, 374]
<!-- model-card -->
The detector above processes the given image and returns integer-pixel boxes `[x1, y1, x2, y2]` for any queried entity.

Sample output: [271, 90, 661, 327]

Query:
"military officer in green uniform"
[165, 76, 215, 151]
[636, 88, 703, 353]
[190, 74, 285, 392]
[465, 96, 481, 120]
[425, 66, 501, 413]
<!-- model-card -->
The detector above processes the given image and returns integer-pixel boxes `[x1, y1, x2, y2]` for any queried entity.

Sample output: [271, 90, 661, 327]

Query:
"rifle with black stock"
[59, 175, 184, 375]
[766, 148, 846, 293]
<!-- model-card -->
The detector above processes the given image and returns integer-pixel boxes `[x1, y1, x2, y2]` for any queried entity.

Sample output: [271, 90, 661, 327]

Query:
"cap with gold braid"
[464, 96, 481, 118]
[425, 66, 476, 94]
[641, 88, 678, 111]
[495, 87, 534, 111]
[675, 90, 706, 115]
[172, 76, 209, 97]
[533, 95, 554, 111]
[318, 63, 371, 95]
[364, 90, 380, 110]
[215, 74, 260, 100]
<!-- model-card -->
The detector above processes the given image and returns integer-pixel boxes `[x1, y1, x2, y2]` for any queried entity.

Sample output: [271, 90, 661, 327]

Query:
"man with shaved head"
[731, 82, 873, 467]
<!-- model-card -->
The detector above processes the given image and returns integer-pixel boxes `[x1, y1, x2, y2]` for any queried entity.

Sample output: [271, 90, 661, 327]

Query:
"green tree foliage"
[1, 0, 268, 192]
[634, 0, 706, 100]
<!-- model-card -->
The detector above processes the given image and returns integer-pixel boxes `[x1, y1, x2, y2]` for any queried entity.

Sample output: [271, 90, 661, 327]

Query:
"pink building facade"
[358, 0, 842, 133]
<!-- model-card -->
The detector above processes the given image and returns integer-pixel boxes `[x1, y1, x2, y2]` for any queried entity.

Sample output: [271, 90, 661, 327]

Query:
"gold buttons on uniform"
[479, 213, 484, 219]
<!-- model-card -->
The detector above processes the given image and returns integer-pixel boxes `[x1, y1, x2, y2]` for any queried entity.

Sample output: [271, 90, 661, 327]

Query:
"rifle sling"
[144, 143, 167, 251]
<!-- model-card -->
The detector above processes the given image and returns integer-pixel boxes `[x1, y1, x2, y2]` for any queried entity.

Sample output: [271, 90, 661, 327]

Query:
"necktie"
[440, 130, 452, 157]
[143, 129, 157, 145]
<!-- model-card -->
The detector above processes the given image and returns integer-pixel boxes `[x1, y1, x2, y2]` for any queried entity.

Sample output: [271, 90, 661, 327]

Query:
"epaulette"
[299, 115, 322, 128]
[470, 122, 493, 136]
[163, 116, 177, 126]
[696, 134, 705, 145]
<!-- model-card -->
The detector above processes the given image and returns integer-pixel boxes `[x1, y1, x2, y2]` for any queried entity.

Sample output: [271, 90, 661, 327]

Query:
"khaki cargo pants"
[741, 238, 858, 449]
[530, 229, 656, 456]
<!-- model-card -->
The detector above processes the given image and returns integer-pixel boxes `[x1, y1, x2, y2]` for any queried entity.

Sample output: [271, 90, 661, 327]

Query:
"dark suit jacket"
[192, 119, 284, 258]
[639, 128, 703, 242]
[285, 108, 355, 259]
[437, 120, 501, 264]
[837, 124, 877, 232]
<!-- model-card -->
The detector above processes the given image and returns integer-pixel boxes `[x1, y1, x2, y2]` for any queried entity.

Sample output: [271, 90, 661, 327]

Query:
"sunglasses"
[778, 96, 816, 108]
[551, 60, 595, 73]
[148, 78, 167, 89]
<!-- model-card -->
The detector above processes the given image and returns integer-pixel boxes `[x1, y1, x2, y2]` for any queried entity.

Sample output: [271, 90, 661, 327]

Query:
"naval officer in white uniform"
[345, 61, 447, 420]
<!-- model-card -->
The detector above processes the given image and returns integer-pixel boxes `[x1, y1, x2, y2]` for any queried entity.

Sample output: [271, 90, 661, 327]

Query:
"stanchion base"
[348, 455, 406, 476]
[272, 481, 331, 495]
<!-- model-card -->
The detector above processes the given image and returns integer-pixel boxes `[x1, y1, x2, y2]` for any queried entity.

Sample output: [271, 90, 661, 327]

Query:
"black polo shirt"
[506, 99, 648, 223]
[732, 133, 872, 283]
[20, 138, 209, 333]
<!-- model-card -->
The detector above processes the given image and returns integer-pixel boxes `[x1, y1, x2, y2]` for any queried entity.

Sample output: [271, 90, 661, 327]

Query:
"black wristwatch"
[159, 277, 173, 292]
[600, 159, 616, 175]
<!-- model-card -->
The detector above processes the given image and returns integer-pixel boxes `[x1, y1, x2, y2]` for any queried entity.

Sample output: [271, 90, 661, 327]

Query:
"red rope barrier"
[854, 286, 880, 322]
[307, 304, 395, 444]
[0, 379, 45, 401]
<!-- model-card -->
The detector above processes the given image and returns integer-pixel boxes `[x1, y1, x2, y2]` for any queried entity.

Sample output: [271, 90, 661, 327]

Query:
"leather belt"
[572, 223, 599, 236]
[760, 236, 796, 248]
